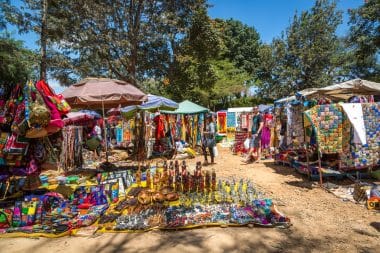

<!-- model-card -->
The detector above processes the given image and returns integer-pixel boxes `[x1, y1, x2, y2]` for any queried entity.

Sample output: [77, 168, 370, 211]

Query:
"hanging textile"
[60, 126, 83, 171]
[197, 114, 203, 145]
[241, 114, 248, 129]
[181, 115, 186, 141]
[348, 103, 380, 167]
[116, 127, 123, 144]
[304, 104, 350, 154]
[217, 111, 227, 135]
[227, 112, 236, 128]
[341, 103, 366, 145]
[154, 114, 165, 141]
[286, 104, 305, 146]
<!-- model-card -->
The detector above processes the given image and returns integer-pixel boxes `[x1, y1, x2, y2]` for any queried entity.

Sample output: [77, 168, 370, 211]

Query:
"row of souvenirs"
[0, 161, 290, 236]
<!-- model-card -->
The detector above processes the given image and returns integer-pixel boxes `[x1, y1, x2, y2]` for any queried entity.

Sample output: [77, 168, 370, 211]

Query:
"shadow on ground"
[263, 161, 315, 190]
[11, 224, 368, 253]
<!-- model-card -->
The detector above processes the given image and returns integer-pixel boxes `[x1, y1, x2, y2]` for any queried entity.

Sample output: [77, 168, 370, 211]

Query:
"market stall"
[62, 78, 147, 163]
[274, 79, 380, 182]
[119, 94, 179, 160]
[161, 100, 209, 149]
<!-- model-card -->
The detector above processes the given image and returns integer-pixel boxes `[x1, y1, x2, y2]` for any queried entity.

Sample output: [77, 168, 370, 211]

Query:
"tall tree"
[346, 0, 380, 81]
[210, 59, 251, 109]
[216, 19, 261, 75]
[2, 0, 51, 80]
[257, 0, 344, 98]
[0, 37, 37, 85]
[166, 7, 222, 106]
[46, 0, 206, 87]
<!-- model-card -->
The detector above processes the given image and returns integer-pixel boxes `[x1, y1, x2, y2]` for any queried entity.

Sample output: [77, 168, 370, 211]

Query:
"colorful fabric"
[304, 104, 349, 154]
[340, 103, 380, 168]
[217, 111, 227, 134]
[227, 112, 236, 128]
[286, 104, 305, 146]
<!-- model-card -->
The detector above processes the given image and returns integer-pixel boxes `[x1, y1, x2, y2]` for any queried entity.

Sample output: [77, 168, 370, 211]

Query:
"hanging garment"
[154, 114, 165, 141]
[341, 103, 366, 145]
[181, 115, 186, 141]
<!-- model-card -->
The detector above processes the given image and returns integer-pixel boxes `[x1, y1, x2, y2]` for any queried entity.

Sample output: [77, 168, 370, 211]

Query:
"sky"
[5, 0, 365, 92]
[208, 0, 363, 43]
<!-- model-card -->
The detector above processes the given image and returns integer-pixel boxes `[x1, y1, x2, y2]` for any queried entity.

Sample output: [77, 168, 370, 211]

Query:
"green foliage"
[167, 15, 261, 109]
[256, 0, 344, 99]
[0, 37, 37, 84]
[346, 0, 380, 81]
[48, 0, 208, 87]
[166, 7, 220, 103]
[210, 59, 251, 108]
[217, 19, 261, 75]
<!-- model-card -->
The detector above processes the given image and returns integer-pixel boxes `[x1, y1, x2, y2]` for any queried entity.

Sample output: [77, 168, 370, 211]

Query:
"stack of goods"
[231, 130, 248, 154]
[99, 160, 289, 232]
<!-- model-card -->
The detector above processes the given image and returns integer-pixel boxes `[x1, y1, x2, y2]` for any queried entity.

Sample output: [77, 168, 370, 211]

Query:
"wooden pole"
[102, 97, 108, 163]
[40, 0, 48, 80]
[318, 149, 323, 186]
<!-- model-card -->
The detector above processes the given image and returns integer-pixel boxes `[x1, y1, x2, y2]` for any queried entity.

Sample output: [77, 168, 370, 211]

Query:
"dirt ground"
[1, 146, 379, 253]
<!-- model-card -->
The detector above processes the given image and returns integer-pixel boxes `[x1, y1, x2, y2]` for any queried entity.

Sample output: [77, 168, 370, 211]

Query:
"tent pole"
[318, 149, 323, 186]
[102, 97, 108, 163]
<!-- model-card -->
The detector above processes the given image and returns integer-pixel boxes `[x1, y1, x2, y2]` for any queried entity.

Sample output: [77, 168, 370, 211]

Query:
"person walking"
[202, 114, 216, 165]
[244, 106, 264, 163]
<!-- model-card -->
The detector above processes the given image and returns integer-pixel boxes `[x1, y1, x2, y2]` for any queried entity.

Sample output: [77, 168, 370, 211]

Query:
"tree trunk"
[40, 0, 48, 80]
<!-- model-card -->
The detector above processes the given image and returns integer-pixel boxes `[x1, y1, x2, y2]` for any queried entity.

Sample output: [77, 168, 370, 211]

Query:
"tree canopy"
[0, 36, 37, 85]
[1, 0, 379, 107]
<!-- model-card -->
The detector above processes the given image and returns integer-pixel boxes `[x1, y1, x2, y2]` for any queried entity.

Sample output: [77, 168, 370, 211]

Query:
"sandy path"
[1, 146, 379, 253]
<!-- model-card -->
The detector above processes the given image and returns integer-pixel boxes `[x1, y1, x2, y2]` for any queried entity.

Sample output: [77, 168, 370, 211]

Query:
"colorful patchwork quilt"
[304, 104, 350, 154]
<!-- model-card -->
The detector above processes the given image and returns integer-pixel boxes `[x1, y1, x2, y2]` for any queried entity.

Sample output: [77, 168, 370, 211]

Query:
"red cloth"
[154, 115, 165, 140]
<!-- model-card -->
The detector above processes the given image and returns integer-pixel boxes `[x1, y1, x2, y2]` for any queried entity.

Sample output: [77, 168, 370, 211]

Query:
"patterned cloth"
[286, 104, 305, 146]
[348, 103, 380, 167]
[304, 104, 350, 154]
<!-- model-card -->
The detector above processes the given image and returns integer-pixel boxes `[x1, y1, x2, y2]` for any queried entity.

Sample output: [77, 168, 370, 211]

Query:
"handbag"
[36, 80, 71, 116]
[3, 133, 29, 156]
[29, 98, 51, 128]
[213, 145, 218, 157]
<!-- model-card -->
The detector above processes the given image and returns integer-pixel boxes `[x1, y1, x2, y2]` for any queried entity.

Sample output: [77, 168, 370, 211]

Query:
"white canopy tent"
[275, 79, 380, 104]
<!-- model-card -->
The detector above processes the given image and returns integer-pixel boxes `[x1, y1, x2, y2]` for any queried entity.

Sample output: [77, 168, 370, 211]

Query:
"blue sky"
[208, 0, 363, 43]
